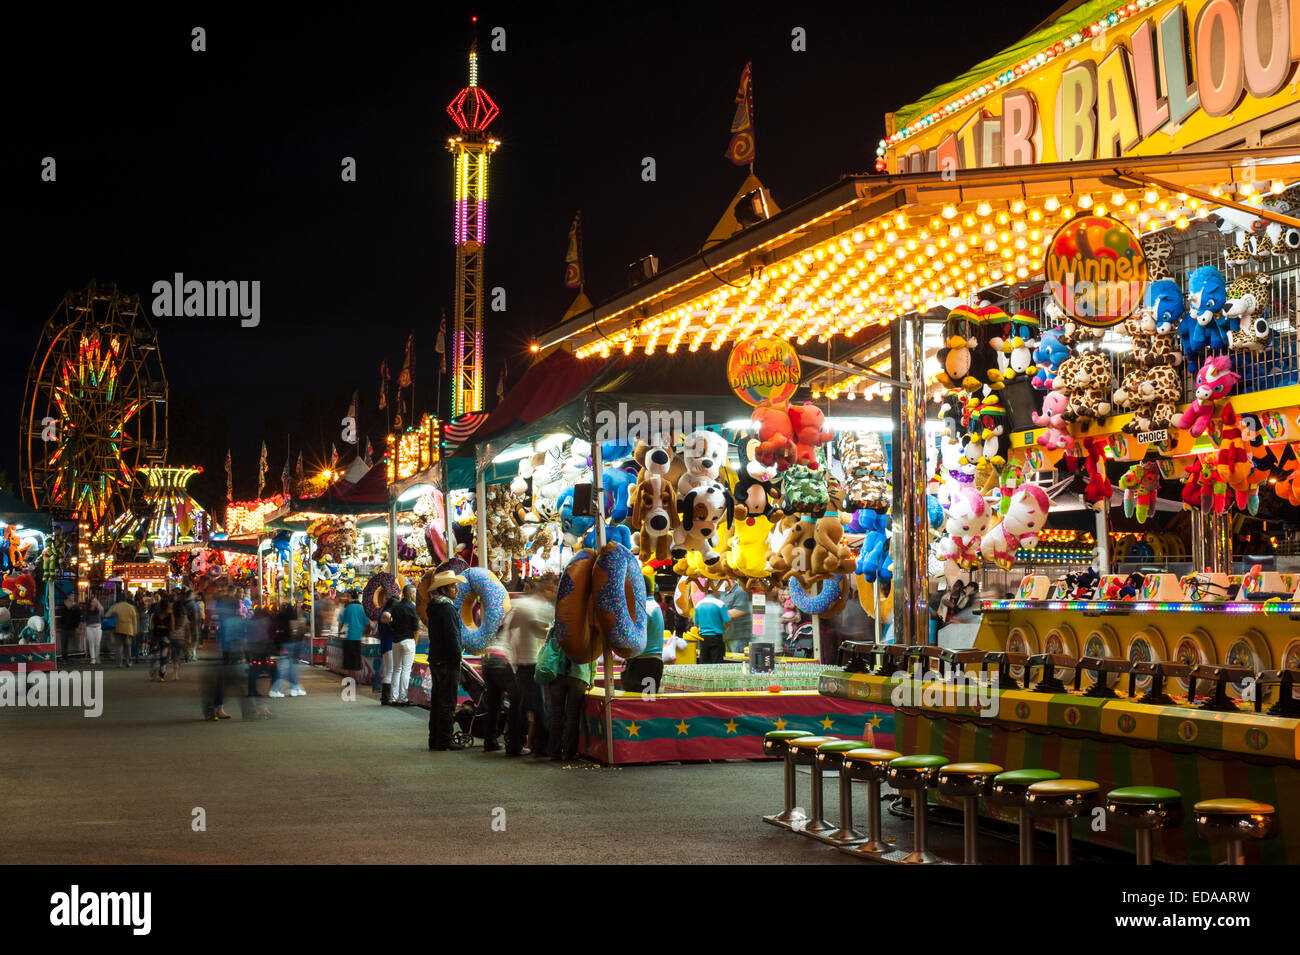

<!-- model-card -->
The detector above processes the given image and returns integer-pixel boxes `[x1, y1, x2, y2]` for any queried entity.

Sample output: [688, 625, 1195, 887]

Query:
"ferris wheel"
[21, 282, 168, 531]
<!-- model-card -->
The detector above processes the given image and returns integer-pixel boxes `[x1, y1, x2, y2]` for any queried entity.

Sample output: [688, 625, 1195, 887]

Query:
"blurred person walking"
[270, 597, 306, 697]
[109, 593, 138, 669]
[83, 595, 104, 665]
[389, 584, 421, 706]
[375, 596, 396, 705]
[506, 576, 554, 756]
[168, 599, 192, 681]
[338, 590, 369, 685]
[547, 644, 593, 764]
[57, 594, 81, 664]
[426, 570, 467, 751]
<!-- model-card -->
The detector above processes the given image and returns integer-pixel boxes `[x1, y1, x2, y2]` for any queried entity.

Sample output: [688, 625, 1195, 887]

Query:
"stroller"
[450, 658, 503, 748]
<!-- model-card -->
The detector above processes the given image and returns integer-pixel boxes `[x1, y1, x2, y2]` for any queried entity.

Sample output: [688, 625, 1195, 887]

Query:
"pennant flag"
[364, 436, 373, 468]
[394, 395, 405, 430]
[225, 449, 232, 502]
[281, 450, 291, 495]
[436, 313, 447, 376]
[330, 443, 339, 470]
[295, 449, 304, 488]
[378, 360, 390, 410]
[724, 62, 756, 166]
[398, 331, 415, 388]
[347, 390, 358, 421]
[564, 211, 584, 289]
[258, 441, 268, 498]
[496, 364, 506, 400]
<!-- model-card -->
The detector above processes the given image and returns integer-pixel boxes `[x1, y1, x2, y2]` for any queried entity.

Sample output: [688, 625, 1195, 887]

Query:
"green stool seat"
[765, 729, 812, 741]
[818, 740, 866, 753]
[1106, 786, 1183, 865]
[891, 754, 949, 770]
[990, 768, 1061, 865]
[994, 768, 1061, 787]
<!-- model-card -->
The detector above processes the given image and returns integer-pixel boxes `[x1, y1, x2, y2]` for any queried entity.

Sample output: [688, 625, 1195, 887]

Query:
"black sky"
[2, 0, 1058, 512]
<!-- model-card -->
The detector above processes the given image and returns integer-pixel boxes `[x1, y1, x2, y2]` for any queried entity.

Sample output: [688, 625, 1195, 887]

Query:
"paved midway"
[0, 652, 1040, 865]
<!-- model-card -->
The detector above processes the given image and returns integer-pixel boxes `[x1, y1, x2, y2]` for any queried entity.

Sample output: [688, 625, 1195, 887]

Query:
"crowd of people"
[56, 585, 212, 676]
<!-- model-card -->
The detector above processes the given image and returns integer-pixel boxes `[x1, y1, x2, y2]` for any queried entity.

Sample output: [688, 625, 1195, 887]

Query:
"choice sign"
[1044, 214, 1148, 326]
[727, 337, 802, 407]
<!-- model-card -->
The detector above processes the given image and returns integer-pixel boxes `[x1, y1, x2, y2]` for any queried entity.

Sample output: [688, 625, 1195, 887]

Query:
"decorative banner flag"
[564, 211, 584, 289]
[330, 443, 339, 470]
[398, 331, 415, 388]
[295, 450, 304, 489]
[280, 440, 291, 495]
[437, 313, 447, 375]
[364, 436, 373, 468]
[257, 441, 268, 498]
[724, 61, 756, 166]
[497, 364, 506, 400]
[378, 360, 390, 410]
[225, 449, 232, 502]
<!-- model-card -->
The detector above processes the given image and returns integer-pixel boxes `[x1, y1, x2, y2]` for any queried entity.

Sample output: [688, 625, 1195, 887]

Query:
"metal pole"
[1190, 510, 1207, 571]
[475, 469, 488, 570]
[590, 410, 615, 766]
[1212, 511, 1232, 575]
[893, 311, 930, 645]
[388, 498, 399, 578]
[1095, 501, 1111, 575]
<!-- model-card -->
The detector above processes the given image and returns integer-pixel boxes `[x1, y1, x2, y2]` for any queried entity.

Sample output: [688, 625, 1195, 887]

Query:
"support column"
[1190, 510, 1206, 572]
[590, 411, 615, 766]
[1094, 501, 1111, 575]
[892, 312, 931, 645]
[388, 497, 399, 578]
[475, 468, 488, 569]
[1209, 511, 1232, 575]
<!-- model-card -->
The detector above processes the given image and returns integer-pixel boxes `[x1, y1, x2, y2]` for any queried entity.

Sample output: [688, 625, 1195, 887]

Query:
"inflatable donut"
[362, 571, 404, 620]
[789, 574, 846, 615]
[452, 568, 512, 654]
[556, 548, 601, 663]
[421, 556, 471, 623]
[592, 542, 648, 658]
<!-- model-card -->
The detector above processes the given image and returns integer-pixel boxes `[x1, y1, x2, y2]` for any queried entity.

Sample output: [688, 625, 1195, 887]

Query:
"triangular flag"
[364, 436, 373, 468]
[564, 212, 584, 289]
[398, 331, 414, 388]
[257, 441, 268, 497]
[378, 360, 389, 410]
[437, 314, 447, 374]
[724, 62, 756, 166]
[225, 449, 233, 503]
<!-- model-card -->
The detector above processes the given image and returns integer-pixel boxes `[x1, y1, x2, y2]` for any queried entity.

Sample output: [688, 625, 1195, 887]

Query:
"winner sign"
[1044, 214, 1147, 327]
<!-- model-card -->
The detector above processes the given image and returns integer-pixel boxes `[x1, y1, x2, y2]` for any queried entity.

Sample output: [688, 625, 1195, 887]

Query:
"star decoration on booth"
[674, 719, 691, 736]
[723, 718, 739, 734]
[819, 716, 835, 731]
[625, 722, 641, 738]
[869, 715, 884, 728]
[773, 717, 788, 731]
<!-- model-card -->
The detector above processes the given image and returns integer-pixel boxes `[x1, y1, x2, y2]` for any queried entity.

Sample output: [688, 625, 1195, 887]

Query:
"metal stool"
[1106, 787, 1183, 865]
[1025, 778, 1101, 865]
[837, 748, 901, 858]
[938, 762, 1004, 865]
[885, 754, 948, 864]
[1194, 798, 1277, 864]
[761, 730, 815, 830]
[813, 740, 871, 844]
[990, 768, 1061, 865]
[786, 736, 836, 834]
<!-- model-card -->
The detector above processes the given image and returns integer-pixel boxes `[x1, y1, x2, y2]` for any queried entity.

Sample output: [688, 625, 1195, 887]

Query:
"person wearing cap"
[426, 570, 467, 751]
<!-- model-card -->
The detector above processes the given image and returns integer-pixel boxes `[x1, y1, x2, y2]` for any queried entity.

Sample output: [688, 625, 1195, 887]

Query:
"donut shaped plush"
[361, 572, 404, 620]
[452, 568, 512, 654]
[591, 542, 648, 658]
[789, 574, 846, 615]
[556, 548, 601, 663]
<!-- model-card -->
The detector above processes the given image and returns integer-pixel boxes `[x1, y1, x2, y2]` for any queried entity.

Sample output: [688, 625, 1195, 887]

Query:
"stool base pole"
[1226, 839, 1245, 866]
[824, 771, 864, 844]
[1054, 819, 1072, 865]
[762, 755, 808, 829]
[802, 763, 834, 834]
[900, 789, 942, 865]
[1018, 813, 1034, 865]
[962, 796, 979, 865]
[1135, 830, 1152, 866]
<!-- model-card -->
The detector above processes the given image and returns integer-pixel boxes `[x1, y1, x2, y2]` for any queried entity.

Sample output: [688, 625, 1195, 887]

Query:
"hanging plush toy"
[973, 305, 1012, 391]
[1053, 352, 1113, 425]
[1120, 462, 1160, 523]
[936, 305, 981, 392]
[1114, 365, 1180, 435]
[1176, 356, 1241, 438]
[935, 482, 989, 569]
[980, 485, 1050, 569]
[733, 429, 783, 520]
[751, 400, 796, 472]
[809, 514, 855, 579]
[1217, 405, 1268, 514]
[1186, 265, 1230, 352]
[676, 429, 730, 497]
[836, 431, 889, 512]
[1001, 310, 1040, 382]
[1224, 273, 1271, 351]
[1031, 328, 1071, 390]
[1031, 390, 1073, 450]
[1068, 437, 1113, 507]
[1141, 233, 1174, 280]
[854, 511, 891, 586]
[787, 403, 833, 469]
[781, 464, 829, 516]
[671, 481, 733, 568]
[1137, 279, 1186, 368]
[630, 454, 679, 563]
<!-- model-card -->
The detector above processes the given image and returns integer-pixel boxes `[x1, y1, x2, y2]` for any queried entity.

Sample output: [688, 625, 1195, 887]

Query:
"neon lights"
[983, 599, 1299, 615]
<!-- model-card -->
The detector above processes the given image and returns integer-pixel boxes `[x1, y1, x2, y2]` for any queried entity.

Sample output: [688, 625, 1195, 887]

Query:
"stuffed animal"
[1070, 436, 1113, 507]
[630, 469, 679, 562]
[980, 485, 1050, 569]
[936, 305, 981, 392]
[809, 513, 855, 579]
[751, 400, 796, 472]
[973, 305, 1013, 391]
[1053, 352, 1113, 424]
[728, 511, 774, 579]
[1141, 233, 1174, 280]
[671, 480, 733, 567]
[1217, 404, 1268, 514]
[1224, 273, 1271, 351]
[1031, 390, 1073, 450]
[836, 431, 889, 511]
[558, 487, 595, 546]
[1186, 265, 1230, 349]
[1181, 456, 1215, 512]
[1176, 356, 1241, 438]
[1, 573, 37, 608]
[938, 392, 967, 445]
[782, 464, 829, 516]
[1115, 365, 1180, 435]
[935, 483, 989, 569]
[1065, 566, 1101, 600]
[854, 511, 891, 586]
[1000, 310, 1040, 382]
[768, 515, 817, 580]
[967, 395, 1008, 469]
[1120, 462, 1160, 523]
[1139, 279, 1186, 367]
[1031, 328, 1071, 390]
[787, 403, 833, 469]
[733, 429, 782, 520]
[676, 429, 730, 497]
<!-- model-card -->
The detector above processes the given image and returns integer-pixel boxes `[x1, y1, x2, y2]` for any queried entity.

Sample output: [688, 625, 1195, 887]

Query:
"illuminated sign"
[887, 0, 1300, 172]
[387, 414, 441, 484]
[1045, 214, 1147, 325]
[726, 337, 802, 407]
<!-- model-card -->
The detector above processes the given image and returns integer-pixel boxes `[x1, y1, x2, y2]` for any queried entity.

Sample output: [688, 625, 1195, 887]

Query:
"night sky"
[3, 0, 1057, 513]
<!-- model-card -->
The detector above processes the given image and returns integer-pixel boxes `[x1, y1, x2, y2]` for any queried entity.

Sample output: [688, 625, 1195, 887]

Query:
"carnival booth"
[805, 0, 1300, 863]
[0, 492, 54, 672]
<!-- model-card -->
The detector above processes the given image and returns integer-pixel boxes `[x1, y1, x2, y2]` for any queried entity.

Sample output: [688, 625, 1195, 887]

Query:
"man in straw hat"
[426, 569, 467, 751]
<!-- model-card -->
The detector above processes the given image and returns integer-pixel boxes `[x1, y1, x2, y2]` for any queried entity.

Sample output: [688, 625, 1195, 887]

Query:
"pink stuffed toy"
[1175, 356, 1241, 438]
[980, 485, 1050, 569]
[1031, 391, 1073, 450]
[787, 402, 833, 469]
[751, 401, 795, 471]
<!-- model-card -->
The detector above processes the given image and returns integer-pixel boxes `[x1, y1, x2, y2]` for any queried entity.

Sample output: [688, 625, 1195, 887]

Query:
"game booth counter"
[0, 491, 53, 673]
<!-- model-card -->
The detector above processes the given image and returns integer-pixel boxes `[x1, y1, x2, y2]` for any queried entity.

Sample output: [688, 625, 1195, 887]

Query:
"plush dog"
[809, 514, 855, 579]
[631, 470, 679, 562]
[676, 429, 730, 497]
[767, 515, 817, 580]
[671, 480, 734, 567]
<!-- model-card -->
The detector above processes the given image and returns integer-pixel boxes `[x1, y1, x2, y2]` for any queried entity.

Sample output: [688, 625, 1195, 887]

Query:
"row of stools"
[763, 731, 1278, 864]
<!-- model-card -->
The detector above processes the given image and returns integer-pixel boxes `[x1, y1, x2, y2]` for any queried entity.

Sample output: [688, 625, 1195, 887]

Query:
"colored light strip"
[984, 599, 1300, 614]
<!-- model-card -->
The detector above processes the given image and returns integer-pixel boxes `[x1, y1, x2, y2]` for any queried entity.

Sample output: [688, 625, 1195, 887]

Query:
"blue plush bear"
[1144, 278, 1186, 335]
[600, 467, 639, 523]
[854, 511, 893, 585]
[1186, 265, 1230, 351]
[1031, 329, 1070, 390]
[557, 487, 594, 545]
